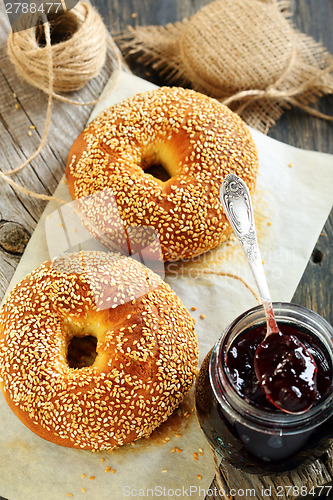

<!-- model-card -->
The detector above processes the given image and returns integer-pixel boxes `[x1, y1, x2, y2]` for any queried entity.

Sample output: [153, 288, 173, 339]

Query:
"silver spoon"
[220, 173, 317, 414]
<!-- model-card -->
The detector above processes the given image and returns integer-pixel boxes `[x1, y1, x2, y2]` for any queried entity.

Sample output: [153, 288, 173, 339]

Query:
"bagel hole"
[144, 164, 171, 182]
[67, 335, 97, 369]
[140, 150, 172, 182]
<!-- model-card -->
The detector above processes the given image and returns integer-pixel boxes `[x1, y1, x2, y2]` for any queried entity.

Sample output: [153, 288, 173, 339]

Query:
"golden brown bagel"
[66, 87, 259, 261]
[0, 251, 198, 450]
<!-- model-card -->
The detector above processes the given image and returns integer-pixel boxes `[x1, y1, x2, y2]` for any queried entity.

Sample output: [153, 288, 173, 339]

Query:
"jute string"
[1, 2, 122, 203]
[117, 0, 333, 133]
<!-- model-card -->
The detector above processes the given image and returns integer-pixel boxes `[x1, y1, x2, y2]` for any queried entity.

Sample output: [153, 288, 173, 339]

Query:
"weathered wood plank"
[208, 457, 333, 500]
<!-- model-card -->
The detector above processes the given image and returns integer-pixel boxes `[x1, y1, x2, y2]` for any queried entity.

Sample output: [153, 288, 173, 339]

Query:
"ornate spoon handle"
[221, 175, 317, 415]
[220, 174, 272, 306]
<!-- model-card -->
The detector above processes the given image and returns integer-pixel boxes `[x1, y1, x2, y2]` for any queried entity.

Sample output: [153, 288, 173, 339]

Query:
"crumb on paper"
[81, 474, 86, 479]
[27, 130, 32, 136]
[176, 433, 182, 438]
[13, 92, 17, 98]
[191, 306, 197, 311]
[105, 466, 111, 472]
[288, 162, 293, 168]
[15, 103, 20, 110]
[197, 474, 202, 480]
[200, 314, 205, 319]
[100, 457, 105, 463]
[162, 469, 167, 473]
[267, 221, 272, 226]
[198, 448, 204, 456]
[90, 476, 95, 480]
[30, 125, 35, 129]
[82, 488, 86, 493]
[131, 12, 137, 18]
[110, 469, 116, 474]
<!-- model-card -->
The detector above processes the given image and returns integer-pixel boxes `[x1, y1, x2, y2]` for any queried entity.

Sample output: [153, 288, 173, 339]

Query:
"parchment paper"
[0, 72, 332, 500]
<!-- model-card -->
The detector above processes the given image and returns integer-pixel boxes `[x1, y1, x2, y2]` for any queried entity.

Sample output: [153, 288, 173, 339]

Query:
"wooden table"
[0, 1, 332, 499]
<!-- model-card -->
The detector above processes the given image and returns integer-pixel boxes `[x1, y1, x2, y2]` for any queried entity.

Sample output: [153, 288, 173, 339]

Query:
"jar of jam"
[195, 302, 333, 475]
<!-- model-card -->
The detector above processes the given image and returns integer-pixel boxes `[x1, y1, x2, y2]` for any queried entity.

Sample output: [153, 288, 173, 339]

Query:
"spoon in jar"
[220, 174, 318, 414]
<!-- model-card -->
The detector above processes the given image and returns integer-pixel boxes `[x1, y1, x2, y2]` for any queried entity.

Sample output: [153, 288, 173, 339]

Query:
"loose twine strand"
[222, 62, 333, 120]
[1, 2, 122, 203]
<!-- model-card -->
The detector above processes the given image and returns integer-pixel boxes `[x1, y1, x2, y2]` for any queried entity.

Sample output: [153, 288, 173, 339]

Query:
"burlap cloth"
[116, 0, 333, 133]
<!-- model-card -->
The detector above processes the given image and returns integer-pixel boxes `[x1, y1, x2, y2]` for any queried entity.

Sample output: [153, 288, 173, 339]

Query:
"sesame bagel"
[0, 251, 198, 450]
[65, 87, 259, 261]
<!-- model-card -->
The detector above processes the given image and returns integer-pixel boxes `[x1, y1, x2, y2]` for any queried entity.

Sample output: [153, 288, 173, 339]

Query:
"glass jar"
[195, 302, 333, 475]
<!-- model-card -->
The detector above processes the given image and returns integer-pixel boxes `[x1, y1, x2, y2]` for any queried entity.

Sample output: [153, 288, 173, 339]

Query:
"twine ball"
[7, 2, 107, 93]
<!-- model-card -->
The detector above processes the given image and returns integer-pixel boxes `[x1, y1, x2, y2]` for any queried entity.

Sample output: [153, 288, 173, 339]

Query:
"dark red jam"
[227, 324, 328, 413]
[195, 311, 333, 475]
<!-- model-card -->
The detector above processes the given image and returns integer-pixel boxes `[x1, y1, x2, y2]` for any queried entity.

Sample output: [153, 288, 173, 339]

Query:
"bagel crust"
[65, 87, 259, 261]
[0, 251, 198, 450]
